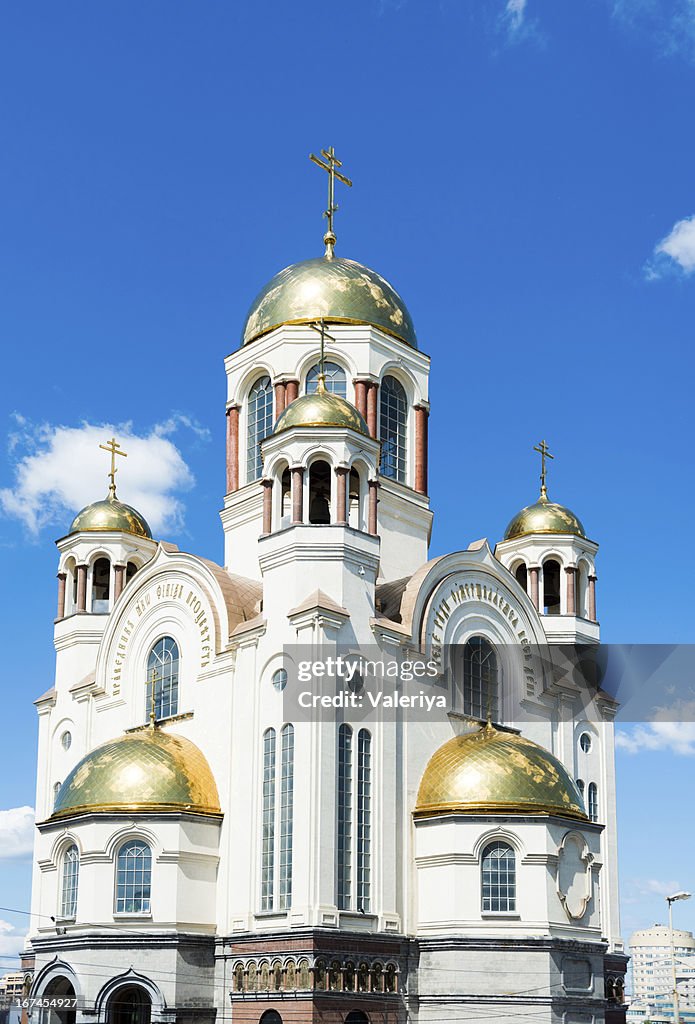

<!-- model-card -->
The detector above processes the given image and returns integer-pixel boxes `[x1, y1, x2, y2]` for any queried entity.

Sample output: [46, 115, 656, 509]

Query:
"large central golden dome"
[50, 729, 221, 819]
[241, 255, 417, 348]
[415, 724, 587, 820]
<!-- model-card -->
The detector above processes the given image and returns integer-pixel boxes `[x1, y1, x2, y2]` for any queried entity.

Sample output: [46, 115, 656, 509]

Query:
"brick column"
[529, 566, 540, 611]
[286, 379, 299, 404]
[414, 404, 429, 494]
[274, 380, 287, 419]
[368, 480, 379, 536]
[565, 566, 577, 615]
[56, 572, 67, 620]
[335, 467, 349, 525]
[76, 564, 88, 613]
[261, 479, 273, 535]
[291, 466, 304, 524]
[354, 379, 368, 420]
[366, 382, 379, 438]
[225, 404, 240, 493]
[588, 575, 597, 621]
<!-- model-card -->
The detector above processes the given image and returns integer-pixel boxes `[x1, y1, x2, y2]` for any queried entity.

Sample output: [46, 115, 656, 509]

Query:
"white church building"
[27, 155, 628, 1024]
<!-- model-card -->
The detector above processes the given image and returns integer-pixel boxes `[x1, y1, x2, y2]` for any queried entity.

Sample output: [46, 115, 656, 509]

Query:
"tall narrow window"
[60, 844, 79, 919]
[588, 782, 599, 822]
[461, 637, 499, 721]
[91, 557, 110, 613]
[379, 375, 407, 483]
[543, 559, 562, 615]
[146, 637, 179, 722]
[481, 841, 516, 913]
[337, 724, 353, 910]
[115, 840, 151, 914]
[126, 561, 138, 583]
[279, 724, 294, 910]
[308, 460, 332, 524]
[357, 729, 372, 913]
[261, 728, 276, 911]
[306, 361, 346, 398]
[247, 375, 273, 483]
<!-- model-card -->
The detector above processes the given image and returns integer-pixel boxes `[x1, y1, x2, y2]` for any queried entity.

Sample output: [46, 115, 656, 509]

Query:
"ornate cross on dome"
[99, 436, 127, 498]
[533, 439, 554, 499]
[309, 146, 352, 259]
[309, 319, 338, 387]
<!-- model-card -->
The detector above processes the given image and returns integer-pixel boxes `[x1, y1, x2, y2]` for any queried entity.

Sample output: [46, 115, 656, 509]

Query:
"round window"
[61, 730, 72, 751]
[272, 668, 288, 692]
[579, 733, 592, 753]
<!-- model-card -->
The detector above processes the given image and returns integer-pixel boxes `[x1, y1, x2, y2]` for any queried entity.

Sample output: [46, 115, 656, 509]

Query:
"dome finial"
[533, 438, 554, 501]
[309, 146, 352, 259]
[98, 435, 127, 500]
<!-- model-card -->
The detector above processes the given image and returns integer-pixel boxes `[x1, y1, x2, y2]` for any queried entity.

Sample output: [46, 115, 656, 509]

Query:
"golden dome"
[414, 724, 587, 820]
[50, 729, 221, 819]
[69, 494, 152, 539]
[241, 255, 417, 348]
[504, 489, 585, 541]
[273, 386, 369, 436]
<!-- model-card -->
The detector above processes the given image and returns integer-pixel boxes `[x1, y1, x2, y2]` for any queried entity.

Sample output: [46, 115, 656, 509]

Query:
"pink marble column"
[368, 480, 379, 536]
[335, 467, 348, 525]
[529, 566, 540, 611]
[565, 567, 577, 615]
[114, 564, 126, 602]
[56, 572, 67, 620]
[274, 380, 287, 419]
[286, 379, 299, 404]
[414, 405, 429, 495]
[262, 479, 273, 535]
[76, 564, 88, 613]
[291, 467, 304, 524]
[366, 382, 379, 439]
[226, 405, 240, 493]
[354, 379, 368, 421]
[588, 575, 597, 621]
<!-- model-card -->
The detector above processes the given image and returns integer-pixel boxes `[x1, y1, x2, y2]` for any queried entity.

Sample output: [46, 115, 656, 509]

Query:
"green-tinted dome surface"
[241, 256, 417, 348]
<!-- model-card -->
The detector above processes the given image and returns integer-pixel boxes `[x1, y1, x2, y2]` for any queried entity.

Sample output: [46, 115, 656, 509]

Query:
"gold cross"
[533, 439, 554, 498]
[309, 319, 338, 383]
[99, 437, 127, 498]
[149, 667, 159, 729]
[309, 146, 352, 258]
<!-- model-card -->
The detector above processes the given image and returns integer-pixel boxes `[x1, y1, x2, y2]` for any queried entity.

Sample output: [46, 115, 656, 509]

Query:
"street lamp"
[667, 891, 692, 1024]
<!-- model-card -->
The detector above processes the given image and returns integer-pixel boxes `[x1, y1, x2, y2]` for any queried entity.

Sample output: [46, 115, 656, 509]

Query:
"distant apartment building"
[629, 924, 695, 1022]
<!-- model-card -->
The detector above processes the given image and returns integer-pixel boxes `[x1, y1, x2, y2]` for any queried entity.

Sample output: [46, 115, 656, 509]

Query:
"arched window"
[115, 840, 151, 914]
[345, 1013, 370, 1024]
[514, 562, 528, 592]
[462, 637, 499, 721]
[146, 637, 179, 722]
[126, 561, 138, 583]
[91, 557, 110, 613]
[348, 468, 361, 529]
[357, 729, 372, 913]
[279, 724, 294, 910]
[107, 985, 151, 1024]
[337, 724, 353, 910]
[60, 844, 79, 919]
[379, 376, 407, 483]
[588, 782, 599, 822]
[259, 1011, 283, 1024]
[247, 375, 273, 483]
[309, 460, 332, 524]
[576, 778, 585, 797]
[261, 728, 276, 911]
[306, 361, 347, 398]
[543, 559, 561, 615]
[481, 841, 516, 913]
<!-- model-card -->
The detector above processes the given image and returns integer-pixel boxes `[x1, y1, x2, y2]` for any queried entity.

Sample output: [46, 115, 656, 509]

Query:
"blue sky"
[1, 0, 695, 968]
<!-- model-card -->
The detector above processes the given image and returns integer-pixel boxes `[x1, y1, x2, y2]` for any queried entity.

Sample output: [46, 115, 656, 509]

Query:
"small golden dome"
[50, 730, 221, 819]
[69, 494, 152, 539]
[241, 255, 417, 348]
[504, 490, 585, 541]
[414, 724, 587, 820]
[273, 386, 369, 436]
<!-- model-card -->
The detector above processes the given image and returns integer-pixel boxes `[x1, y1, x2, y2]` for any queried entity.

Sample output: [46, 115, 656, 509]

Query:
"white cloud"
[0, 807, 35, 860]
[647, 214, 695, 278]
[616, 719, 695, 755]
[0, 920, 28, 962]
[504, 0, 527, 33]
[611, 0, 695, 63]
[0, 416, 207, 536]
